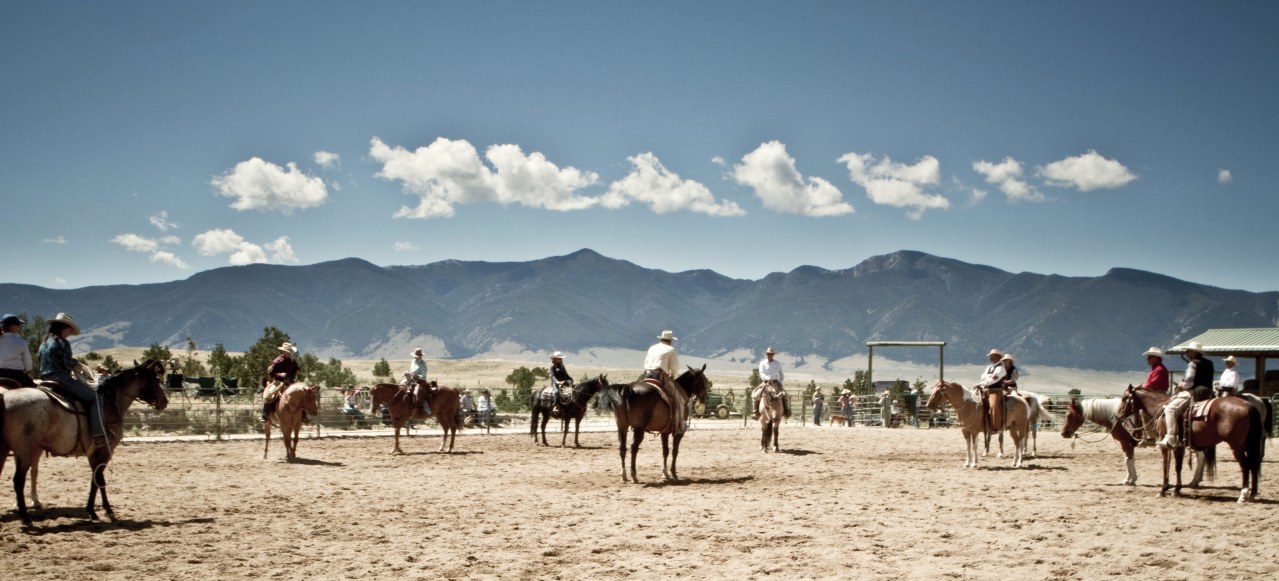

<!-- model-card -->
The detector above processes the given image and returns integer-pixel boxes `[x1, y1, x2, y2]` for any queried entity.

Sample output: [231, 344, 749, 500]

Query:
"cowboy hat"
[841, 389, 851, 395]
[551, 351, 564, 359]
[1142, 347, 1164, 359]
[765, 347, 777, 355]
[1000, 354, 1015, 363]
[50, 312, 80, 335]
[1185, 341, 1204, 353]
[412, 347, 423, 357]
[987, 348, 1003, 358]
[658, 330, 677, 341]
[278, 342, 297, 354]
[1225, 355, 1237, 364]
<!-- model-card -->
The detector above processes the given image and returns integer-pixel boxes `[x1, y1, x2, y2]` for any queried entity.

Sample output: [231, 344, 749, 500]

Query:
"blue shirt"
[38, 336, 77, 377]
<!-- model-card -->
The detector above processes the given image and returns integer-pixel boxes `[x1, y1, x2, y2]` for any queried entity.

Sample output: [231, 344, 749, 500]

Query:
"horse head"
[926, 380, 950, 409]
[300, 384, 321, 416]
[101, 359, 169, 411]
[677, 364, 709, 405]
[1060, 399, 1085, 438]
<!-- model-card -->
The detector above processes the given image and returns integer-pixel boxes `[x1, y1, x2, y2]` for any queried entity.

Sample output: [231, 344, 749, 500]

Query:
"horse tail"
[597, 384, 622, 413]
[1263, 398, 1274, 440]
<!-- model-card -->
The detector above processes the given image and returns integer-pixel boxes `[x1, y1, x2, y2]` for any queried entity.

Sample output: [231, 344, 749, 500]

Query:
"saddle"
[1189, 398, 1219, 421]
[33, 381, 86, 414]
[642, 378, 663, 388]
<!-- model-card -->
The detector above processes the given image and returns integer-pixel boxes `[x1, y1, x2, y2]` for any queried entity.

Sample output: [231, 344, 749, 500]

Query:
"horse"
[758, 380, 784, 452]
[1236, 392, 1273, 455]
[263, 383, 320, 461]
[368, 380, 461, 454]
[1117, 385, 1264, 502]
[0, 359, 168, 527]
[927, 380, 1030, 468]
[597, 365, 708, 483]
[1059, 397, 1210, 487]
[530, 374, 608, 447]
[1017, 390, 1052, 458]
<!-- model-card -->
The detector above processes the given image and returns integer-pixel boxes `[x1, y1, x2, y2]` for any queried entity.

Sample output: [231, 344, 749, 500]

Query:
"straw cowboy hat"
[765, 347, 777, 355]
[658, 330, 677, 341]
[1225, 355, 1237, 365]
[842, 389, 852, 395]
[551, 351, 564, 360]
[51, 312, 80, 335]
[412, 347, 423, 357]
[1000, 354, 1015, 363]
[278, 341, 297, 354]
[1142, 347, 1164, 359]
[987, 348, 1003, 358]
[1185, 341, 1204, 354]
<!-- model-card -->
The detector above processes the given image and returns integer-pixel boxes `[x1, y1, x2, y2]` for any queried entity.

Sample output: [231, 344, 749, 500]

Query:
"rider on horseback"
[1160, 342, 1215, 448]
[37, 313, 109, 450]
[1132, 347, 1170, 445]
[974, 350, 1017, 434]
[0, 313, 36, 387]
[644, 330, 687, 433]
[261, 342, 301, 422]
[752, 347, 790, 419]
[405, 347, 432, 416]
[549, 351, 573, 415]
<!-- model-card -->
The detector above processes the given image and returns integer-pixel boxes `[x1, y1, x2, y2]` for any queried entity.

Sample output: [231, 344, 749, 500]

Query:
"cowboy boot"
[751, 397, 760, 419]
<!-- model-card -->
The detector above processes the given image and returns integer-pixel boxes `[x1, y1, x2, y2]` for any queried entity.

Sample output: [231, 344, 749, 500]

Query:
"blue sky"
[3, 1, 1276, 292]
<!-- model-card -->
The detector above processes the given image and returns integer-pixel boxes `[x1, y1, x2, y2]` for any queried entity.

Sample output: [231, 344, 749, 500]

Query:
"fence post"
[215, 377, 223, 442]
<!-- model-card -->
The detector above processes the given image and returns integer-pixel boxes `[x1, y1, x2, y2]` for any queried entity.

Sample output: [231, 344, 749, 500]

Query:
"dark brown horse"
[263, 383, 320, 461]
[530, 374, 608, 447]
[1118, 385, 1264, 502]
[0, 359, 168, 527]
[369, 380, 460, 454]
[597, 365, 708, 483]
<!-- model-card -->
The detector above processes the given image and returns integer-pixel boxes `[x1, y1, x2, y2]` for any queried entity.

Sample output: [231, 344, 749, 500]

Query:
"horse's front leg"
[573, 417, 582, 448]
[1119, 439, 1138, 485]
[1172, 447, 1186, 497]
[761, 421, 770, 453]
[660, 433, 671, 480]
[670, 432, 683, 481]
[617, 426, 629, 483]
[263, 421, 271, 460]
[29, 451, 42, 510]
[630, 428, 645, 483]
[772, 423, 780, 452]
[94, 456, 115, 521]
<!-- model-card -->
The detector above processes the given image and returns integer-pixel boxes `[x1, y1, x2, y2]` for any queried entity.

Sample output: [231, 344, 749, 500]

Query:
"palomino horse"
[1014, 390, 1052, 458]
[1059, 397, 1207, 487]
[263, 383, 320, 461]
[530, 374, 608, 447]
[1118, 385, 1263, 502]
[597, 365, 708, 483]
[758, 380, 784, 452]
[927, 380, 1030, 468]
[0, 359, 168, 527]
[369, 380, 461, 454]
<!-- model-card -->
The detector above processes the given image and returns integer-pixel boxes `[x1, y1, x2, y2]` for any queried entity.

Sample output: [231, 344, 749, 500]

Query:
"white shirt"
[644, 342, 679, 378]
[976, 362, 1005, 387]
[759, 357, 784, 383]
[1219, 367, 1241, 389]
[0, 333, 32, 372]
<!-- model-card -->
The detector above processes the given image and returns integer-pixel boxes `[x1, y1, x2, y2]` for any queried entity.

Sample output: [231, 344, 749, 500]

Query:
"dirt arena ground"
[2, 422, 1276, 580]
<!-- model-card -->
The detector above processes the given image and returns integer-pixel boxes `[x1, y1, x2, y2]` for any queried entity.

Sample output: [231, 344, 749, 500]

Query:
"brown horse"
[758, 380, 784, 453]
[369, 380, 461, 454]
[927, 380, 1030, 468]
[597, 365, 708, 483]
[1118, 385, 1264, 502]
[0, 359, 168, 527]
[263, 383, 320, 461]
[530, 374, 608, 447]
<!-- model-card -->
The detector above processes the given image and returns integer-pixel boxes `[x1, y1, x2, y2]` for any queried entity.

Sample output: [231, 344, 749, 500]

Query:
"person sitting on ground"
[459, 389, 476, 422]
[752, 347, 790, 419]
[404, 347, 432, 416]
[0, 313, 36, 387]
[1160, 342, 1215, 448]
[38, 313, 109, 449]
[262, 342, 301, 422]
[1217, 356, 1241, 397]
[549, 351, 573, 414]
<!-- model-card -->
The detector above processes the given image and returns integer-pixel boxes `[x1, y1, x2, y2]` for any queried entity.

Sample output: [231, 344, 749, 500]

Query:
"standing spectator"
[459, 389, 476, 423]
[906, 385, 922, 428]
[838, 389, 854, 428]
[0, 314, 35, 386]
[477, 389, 494, 426]
[811, 385, 824, 426]
[880, 389, 892, 428]
[1218, 356, 1241, 396]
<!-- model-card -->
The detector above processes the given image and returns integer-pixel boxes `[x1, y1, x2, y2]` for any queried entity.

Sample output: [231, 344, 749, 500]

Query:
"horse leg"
[529, 408, 538, 444]
[12, 453, 33, 527]
[263, 420, 271, 459]
[93, 452, 114, 521]
[27, 451, 42, 510]
[1188, 449, 1205, 488]
[772, 421, 780, 452]
[617, 426, 629, 483]
[630, 428, 645, 483]
[1172, 447, 1185, 497]
[670, 432, 684, 481]
[1230, 443, 1251, 503]
[540, 413, 550, 447]
[1119, 440, 1137, 485]
[393, 423, 403, 454]
[448, 424, 456, 452]
[761, 420, 770, 453]
[560, 417, 569, 448]
[573, 416, 582, 448]
[660, 432, 671, 480]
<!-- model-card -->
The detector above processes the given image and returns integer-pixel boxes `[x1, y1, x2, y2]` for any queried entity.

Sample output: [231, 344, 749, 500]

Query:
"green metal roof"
[1167, 328, 1279, 357]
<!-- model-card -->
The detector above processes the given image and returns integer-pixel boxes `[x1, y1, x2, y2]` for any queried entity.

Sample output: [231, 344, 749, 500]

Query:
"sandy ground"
[3, 422, 1275, 580]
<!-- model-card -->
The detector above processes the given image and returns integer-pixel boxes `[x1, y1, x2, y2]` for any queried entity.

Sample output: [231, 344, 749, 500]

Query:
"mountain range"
[1, 249, 1275, 371]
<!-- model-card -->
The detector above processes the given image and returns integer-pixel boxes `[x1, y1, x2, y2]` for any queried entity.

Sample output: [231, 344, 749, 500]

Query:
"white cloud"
[731, 141, 853, 217]
[264, 236, 297, 263]
[394, 241, 420, 251]
[601, 152, 744, 216]
[112, 233, 187, 269]
[973, 157, 1045, 202]
[1218, 168, 1232, 184]
[838, 152, 949, 219]
[149, 210, 177, 231]
[1037, 150, 1136, 192]
[192, 228, 270, 266]
[314, 151, 340, 168]
[210, 157, 329, 214]
[43, 236, 67, 245]
[370, 137, 601, 219]
[710, 156, 726, 166]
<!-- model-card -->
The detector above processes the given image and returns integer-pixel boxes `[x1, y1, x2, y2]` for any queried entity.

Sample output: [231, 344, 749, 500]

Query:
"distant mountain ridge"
[1, 249, 1275, 371]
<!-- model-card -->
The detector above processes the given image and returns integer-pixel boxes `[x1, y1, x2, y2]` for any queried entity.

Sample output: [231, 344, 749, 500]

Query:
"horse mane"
[1080, 398, 1121, 429]
[97, 359, 157, 397]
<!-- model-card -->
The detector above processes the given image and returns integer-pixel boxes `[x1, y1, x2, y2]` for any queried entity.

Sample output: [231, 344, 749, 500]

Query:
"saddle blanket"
[1190, 398, 1220, 420]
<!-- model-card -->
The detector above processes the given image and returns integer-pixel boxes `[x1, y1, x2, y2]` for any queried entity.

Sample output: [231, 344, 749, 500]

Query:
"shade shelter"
[1167, 328, 1279, 396]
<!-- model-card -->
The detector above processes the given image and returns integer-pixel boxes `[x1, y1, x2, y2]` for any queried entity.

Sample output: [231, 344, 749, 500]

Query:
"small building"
[1167, 328, 1279, 397]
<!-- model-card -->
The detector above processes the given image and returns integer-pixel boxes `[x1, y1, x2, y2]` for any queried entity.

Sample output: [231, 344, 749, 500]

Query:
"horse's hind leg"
[561, 418, 569, 448]
[630, 428, 645, 483]
[660, 433, 671, 480]
[670, 432, 684, 481]
[573, 417, 583, 448]
[12, 454, 33, 527]
[617, 426, 629, 483]
[28, 451, 43, 509]
[772, 423, 780, 452]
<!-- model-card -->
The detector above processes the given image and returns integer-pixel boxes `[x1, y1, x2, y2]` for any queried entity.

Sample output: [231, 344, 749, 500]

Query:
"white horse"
[1061, 398, 1204, 487]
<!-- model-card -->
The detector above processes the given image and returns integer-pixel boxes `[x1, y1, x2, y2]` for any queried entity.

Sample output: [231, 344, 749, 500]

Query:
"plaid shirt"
[38, 336, 77, 377]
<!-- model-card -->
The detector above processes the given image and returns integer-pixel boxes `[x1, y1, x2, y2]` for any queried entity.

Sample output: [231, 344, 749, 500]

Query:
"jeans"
[812, 402, 822, 425]
[842, 405, 854, 427]
[45, 371, 106, 438]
